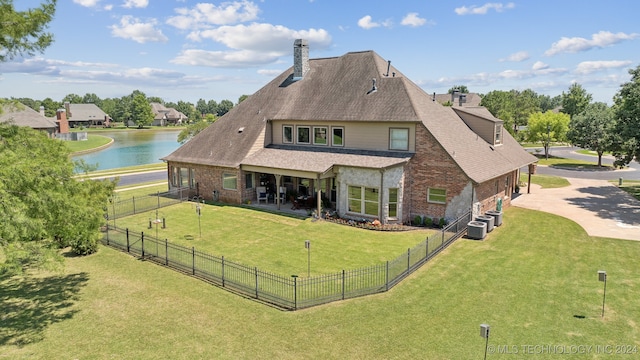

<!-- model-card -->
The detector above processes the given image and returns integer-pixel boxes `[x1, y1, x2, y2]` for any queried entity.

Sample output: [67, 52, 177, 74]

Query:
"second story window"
[283, 125, 293, 143]
[389, 128, 409, 151]
[297, 126, 310, 144]
[313, 127, 328, 145]
[332, 127, 344, 147]
[495, 124, 502, 145]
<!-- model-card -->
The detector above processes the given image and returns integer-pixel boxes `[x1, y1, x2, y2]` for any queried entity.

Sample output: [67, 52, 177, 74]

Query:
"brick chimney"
[64, 101, 71, 118]
[56, 109, 69, 134]
[293, 39, 309, 80]
[39, 106, 45, 116]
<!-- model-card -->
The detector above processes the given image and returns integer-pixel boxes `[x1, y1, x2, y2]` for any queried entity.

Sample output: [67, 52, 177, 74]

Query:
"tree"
[539, 94, 562, 112]
[238, 94, 249, 104]
[40, 97, 60, 117]
[447, 85, 469, 93]
[567, 102, 615, 166]
[612, 64, 640, 167]
[217, 99, 234, 117]
[0, 123, 115, 274]
[177, 117, 216, 144]
[130, 93, 154, 128]
[525, 111, 571, 159]
[0, 0, 57, 62]
[561, 83, 592, 119]
[196, 98, 208, 116]
[481, 89, 541, 136]
[62, 93, 83, 104]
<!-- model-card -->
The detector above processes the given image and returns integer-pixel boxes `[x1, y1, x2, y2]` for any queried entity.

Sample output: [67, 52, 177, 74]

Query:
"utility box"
[467, 221, 487, 240]
[475, 215, 495, 232]
[212, 190, 219, 202]
[485, 210, 503, 227]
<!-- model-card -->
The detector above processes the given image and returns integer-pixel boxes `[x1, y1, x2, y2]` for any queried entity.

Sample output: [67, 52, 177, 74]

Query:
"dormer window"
[495, 124, 502, 145]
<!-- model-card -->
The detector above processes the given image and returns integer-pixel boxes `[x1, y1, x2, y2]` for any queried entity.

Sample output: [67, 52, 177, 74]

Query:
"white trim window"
[313, 126, 328, 145]
[495, 124, 502, 145]
[389, 128, 409, 151]
[189, 168, 196, 189]
[283, 125, 293, 144]
[332, 126, 344, 147]
[427, 188, 446, 204]
[388, 188, 398, 218]
[348, 185, 379, 216]
[223, 173, 237, 190]
[297, 126, 310, 144]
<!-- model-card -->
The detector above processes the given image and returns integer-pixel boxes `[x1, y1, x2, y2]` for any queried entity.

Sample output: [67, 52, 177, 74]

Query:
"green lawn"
[64, 134, 112, 153]
[617, 180, 640, 201]
[3, 207, 639, 359]
[112, 202, 433, 275]
[520, 173, 570, 189]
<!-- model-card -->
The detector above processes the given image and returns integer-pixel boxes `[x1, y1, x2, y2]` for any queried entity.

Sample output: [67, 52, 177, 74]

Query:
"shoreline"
[70, 136, 115, 156]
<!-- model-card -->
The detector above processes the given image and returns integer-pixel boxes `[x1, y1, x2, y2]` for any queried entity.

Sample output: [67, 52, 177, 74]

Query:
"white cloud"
[401, 13, 428, 27]
[167, 1, 260, 30]
[532, 61, 549, 70]
[73, 0, 101, 7]
[455, 2, 515, 15]
[545, 31, 640, 56]
[110, 16, 169, 43]
[171, 49, 280, 68]
[191, 23, 332, 52]
[104, 4, 113, 11]
[575, 60, 633, 74]
[500, 51, 529, 62]
[358, 15, 379, 29]
[122, 0, 148, 9]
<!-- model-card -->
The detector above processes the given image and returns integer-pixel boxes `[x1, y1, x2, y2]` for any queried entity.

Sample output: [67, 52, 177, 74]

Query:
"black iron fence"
[102, 210, 471, 310]
[108, 187, 189, 222]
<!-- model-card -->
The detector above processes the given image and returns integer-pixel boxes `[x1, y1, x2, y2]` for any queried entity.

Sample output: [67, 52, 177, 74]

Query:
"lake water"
[73, 130, 182, 171]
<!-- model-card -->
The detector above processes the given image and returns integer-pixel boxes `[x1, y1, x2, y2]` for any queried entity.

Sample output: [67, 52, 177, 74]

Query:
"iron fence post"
[385, 261, 389, 291]
[222, 256, 225, 287]
[133, 196, 136, 215]
[106, 223, 109, 246]
[425, 238, 429, 259]
[126, 228, 130, 252]
[407, 248, 410, 272]
[192, 247, 195, 275]
[342, 270, 345, 300]
[255, 267, 259, 299]
[165, 239, 168, 266]
[141, 232, 144, 258]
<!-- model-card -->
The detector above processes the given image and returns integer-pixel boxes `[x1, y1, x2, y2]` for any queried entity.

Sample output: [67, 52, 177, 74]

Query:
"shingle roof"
[163, 49, 536, 182]
[0, 103, 57, 129]
[68, 104, 108, 120]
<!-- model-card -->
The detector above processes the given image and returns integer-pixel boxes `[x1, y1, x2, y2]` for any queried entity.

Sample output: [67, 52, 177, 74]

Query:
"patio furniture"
[257, 186, 268, 204]
[290, 196, 300, 210]
[279, 187, 286, 204]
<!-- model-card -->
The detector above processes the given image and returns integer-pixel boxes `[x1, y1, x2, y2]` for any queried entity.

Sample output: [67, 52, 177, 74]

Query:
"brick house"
[163, 39, 537, 224]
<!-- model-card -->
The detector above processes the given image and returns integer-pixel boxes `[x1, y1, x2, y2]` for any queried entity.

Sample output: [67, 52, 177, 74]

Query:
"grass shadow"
[0, 272, 89, 347]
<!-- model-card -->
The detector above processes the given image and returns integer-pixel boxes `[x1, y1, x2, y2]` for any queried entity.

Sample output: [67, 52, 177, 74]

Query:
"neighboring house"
[151, 103, 188, 126]
[434, 92, 482, 107]
[64, 102, 111, 128]
[0, 102, 59, 137]
[163, 39, 537, 224]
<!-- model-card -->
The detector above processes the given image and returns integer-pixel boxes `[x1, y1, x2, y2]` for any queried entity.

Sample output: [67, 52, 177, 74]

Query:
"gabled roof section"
[0, 103, 57, 129]
[68, 104, 108, 120]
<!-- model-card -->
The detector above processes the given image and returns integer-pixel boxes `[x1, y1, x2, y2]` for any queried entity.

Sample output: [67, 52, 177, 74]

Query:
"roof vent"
[366, 78, 377, 95]
[238, 127, 245, 133]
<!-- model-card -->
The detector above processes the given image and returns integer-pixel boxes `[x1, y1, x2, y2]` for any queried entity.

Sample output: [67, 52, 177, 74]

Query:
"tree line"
[11, 90, 247, 128]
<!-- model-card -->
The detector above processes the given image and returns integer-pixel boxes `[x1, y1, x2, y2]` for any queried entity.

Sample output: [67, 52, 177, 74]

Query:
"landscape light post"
[480, 324, 490, 360]
[196, 202, 202, 239]
[546, 124, 551, 160]
[598, 270, 607, 318]
[305, 240, 311, 277]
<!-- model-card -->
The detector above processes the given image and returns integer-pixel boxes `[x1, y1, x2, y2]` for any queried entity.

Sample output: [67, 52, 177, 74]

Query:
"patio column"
[316, 175, 322, 217]
[275, 174, 282, 210]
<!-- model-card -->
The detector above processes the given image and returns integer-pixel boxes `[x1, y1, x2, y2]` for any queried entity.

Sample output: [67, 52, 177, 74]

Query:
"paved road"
[527, 146, 640, 181]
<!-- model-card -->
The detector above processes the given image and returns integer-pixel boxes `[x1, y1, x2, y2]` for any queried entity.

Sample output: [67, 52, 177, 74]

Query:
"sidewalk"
[512, 178, 640, 241]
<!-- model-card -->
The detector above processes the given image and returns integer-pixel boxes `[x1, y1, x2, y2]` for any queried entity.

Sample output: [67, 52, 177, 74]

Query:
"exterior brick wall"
[405, 125, 471, 223]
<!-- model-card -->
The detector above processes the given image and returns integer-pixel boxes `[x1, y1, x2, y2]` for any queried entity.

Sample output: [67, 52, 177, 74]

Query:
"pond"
[73, 130, 181, 171]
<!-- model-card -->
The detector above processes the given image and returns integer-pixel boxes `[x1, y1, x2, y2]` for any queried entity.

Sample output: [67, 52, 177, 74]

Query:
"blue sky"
[1, 0, 638, 105]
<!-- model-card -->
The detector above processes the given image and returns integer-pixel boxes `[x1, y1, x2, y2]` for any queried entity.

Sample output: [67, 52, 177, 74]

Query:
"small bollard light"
[598, 270, 607, 318]
[480, 324, 490, 360]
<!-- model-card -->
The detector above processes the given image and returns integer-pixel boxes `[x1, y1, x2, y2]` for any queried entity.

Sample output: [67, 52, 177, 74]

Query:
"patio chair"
[256, 186, 268, 204]
[279, 187, 286, 204]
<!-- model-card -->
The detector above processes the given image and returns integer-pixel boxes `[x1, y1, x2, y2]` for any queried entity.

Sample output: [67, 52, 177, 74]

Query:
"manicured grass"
[534, 155, 609, 169]
[617, 180, 640, 201]
[112, 202, 433, 275]
[76, 162, 167, 179]
[575, 149, 612, 157]
[64, 134, 112, 153]
[3, 207, 639, 359]
[520, 173, 570, 189]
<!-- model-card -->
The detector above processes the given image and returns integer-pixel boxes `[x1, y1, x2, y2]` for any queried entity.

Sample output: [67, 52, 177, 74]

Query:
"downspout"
[379, 169, 385, 225]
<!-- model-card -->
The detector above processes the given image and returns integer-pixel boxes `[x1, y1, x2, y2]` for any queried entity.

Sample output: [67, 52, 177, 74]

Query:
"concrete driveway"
[512, 177, 640, 241]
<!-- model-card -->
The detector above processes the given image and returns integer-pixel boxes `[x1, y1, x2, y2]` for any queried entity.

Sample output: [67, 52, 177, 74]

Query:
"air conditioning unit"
[485, 210, 503, 226]
[475, 215, 495, 232]
[467, 221, 487, 240]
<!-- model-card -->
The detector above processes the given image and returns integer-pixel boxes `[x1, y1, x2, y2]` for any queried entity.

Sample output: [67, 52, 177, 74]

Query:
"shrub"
[413, 215, 423, 226]
[424, 217, 433, 227]
[439, 217, 446, 228]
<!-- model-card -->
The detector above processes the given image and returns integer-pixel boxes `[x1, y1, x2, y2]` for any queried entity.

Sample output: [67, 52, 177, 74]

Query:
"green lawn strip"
[535, 155, 611, 169]
[616, 180, 640, 201]
[64, 134, 112, 153]
[4, 207, 639, 359]
[113, 182, 168, 195]
[520, 173, 570, 189]
[112, 202, 433, 275]
[75, 162, 167, 179]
